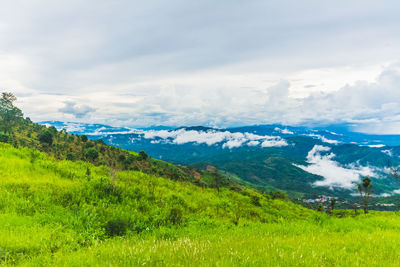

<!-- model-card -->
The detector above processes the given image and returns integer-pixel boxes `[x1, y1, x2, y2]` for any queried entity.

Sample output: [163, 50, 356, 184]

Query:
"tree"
[81, 135, 88, 142]
[139, 150, 148, 160]
[38, 130, 53, 146]
[212, 171, 223, 193]
[352, 203, 360, 215]
[0, 92, 23, 133]
[328, 198, 337, 215]
[85, 148, 99, 162]
[358, 177, 373, 214]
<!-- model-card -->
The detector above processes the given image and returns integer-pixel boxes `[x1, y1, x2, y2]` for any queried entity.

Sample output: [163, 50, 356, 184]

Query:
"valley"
[42, 121, 400, 206]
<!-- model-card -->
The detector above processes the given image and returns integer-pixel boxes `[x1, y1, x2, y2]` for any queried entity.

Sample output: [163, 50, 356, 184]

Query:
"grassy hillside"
[2, 94, 400, 266]
[0, 142, 307, 264]
[2, 143, 400, 266]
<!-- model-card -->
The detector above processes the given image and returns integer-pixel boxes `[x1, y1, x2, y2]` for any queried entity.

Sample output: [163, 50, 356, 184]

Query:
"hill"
[2, 142, 400, 266]
[2, 93, 400, 265]
[42, 120, 400, 199]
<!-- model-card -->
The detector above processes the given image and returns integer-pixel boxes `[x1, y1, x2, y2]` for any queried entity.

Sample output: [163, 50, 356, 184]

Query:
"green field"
[0, 143, 400, 266]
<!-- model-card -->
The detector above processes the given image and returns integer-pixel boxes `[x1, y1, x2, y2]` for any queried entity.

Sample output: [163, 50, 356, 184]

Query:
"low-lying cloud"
[306, 134, 339, 144]
[141, 129, 288, 149]
[296, 145, 376, 190]
[274, 127, 294, 135]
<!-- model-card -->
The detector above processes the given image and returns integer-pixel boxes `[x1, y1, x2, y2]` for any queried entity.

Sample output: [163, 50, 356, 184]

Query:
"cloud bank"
[296, 145, 376, 190]
[1, 1, 400, 133]
[141, 129, 288, 149]
[306, 134, 339, 144]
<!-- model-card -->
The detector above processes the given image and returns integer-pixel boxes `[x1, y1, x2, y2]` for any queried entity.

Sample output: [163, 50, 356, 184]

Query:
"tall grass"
[1, 142, 400, 266]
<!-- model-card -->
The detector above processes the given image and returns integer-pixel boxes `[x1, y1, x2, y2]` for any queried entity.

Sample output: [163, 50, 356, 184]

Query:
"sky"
[1, 0, 400, 133]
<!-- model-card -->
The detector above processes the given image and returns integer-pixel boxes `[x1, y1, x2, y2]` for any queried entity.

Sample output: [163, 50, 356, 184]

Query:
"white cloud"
[141, 128, 288, 149]
[274, 127, 294, 134]
[222, 139, 246, 149]
[393, 189, 400, 194]
[1, 1, 400, 133]
[261, 139, 288, 148]
[296, 145, 376, 190]
[306, 134, 339, 144]
[247, 140, 260, 146]
[367, 144, 386, 148]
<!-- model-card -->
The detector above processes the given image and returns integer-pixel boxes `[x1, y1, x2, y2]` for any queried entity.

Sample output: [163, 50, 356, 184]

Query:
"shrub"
[81, 135, 88, 142]
[166, 207, 183, 225]
[251, 195, 261, 206]
[0, 132, 9, 143]
[48, 126, 58, 135]
[105, 219, 128, 237]
[139, 150, 148, 160]
[118, 154, 126, 162]
[66, 153, 74, 161]
[269, 191, 288, 200]
[97, 139, 106, 145]
[85, 148, 99, 162]
[38, 130, 53, 145]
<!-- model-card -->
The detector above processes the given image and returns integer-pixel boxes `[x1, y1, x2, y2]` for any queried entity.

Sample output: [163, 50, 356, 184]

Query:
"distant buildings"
[301, 195, 339, 204]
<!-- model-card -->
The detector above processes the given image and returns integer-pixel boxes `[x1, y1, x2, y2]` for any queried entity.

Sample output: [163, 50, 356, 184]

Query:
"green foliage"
[105, 219, 128, 237]
[2, 98, 400, 265]
[3, 107, 218, 184]
[269, 190, 288, 200]
[85, 148, 99, 162]
[81, 135, 88, 142]
[0, 132, 9, 143]
[166, 207, 183, 225]
[38, 130, 53, 145]
[66, 152, 74, 161]
[0, 140, 400, 265]
[358, 177, 373, 214]
[0, 92, 23, 133]
[139, 150, 148, 160]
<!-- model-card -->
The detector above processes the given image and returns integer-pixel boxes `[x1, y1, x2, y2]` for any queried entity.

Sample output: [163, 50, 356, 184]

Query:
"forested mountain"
[43, 120, 400, 199]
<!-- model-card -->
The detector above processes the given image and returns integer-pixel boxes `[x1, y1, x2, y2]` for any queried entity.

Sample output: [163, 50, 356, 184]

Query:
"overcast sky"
[1, 1, 400, 133]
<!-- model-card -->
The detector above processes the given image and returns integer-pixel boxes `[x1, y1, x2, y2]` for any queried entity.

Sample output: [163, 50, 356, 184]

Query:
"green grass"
[20, 216, 400, 266]
[1, 142, 400, 266]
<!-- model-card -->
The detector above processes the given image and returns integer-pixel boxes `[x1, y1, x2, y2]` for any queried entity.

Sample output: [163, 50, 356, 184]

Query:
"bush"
[269, 191, 288, 200]
[66, 153, 74, 161]
[139, 150, 148, 160]
[118, 154, 126, 162]
[81, 135, 88, 142]
[251, 195, 261, 206]
[97, 139, 106, 145]
[38, 130, 53, 145]
[166, 207, 183, 225]
[105, 219, 128, 237]
[48, 126, 58, 135]
[85, 148, 99, 162]
[0, 133, 9, 143]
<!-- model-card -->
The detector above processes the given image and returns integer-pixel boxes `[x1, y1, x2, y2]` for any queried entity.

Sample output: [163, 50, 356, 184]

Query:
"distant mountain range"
[41, 121, 400, 199]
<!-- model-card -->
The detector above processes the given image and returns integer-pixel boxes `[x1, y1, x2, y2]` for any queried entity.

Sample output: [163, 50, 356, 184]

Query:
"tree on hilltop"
[0, 92, 23, 133]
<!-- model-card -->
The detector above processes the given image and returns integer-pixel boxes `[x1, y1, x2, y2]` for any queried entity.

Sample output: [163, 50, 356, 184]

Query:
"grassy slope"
[6, 119, 226, 186]
[1, 143, 400, 266]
